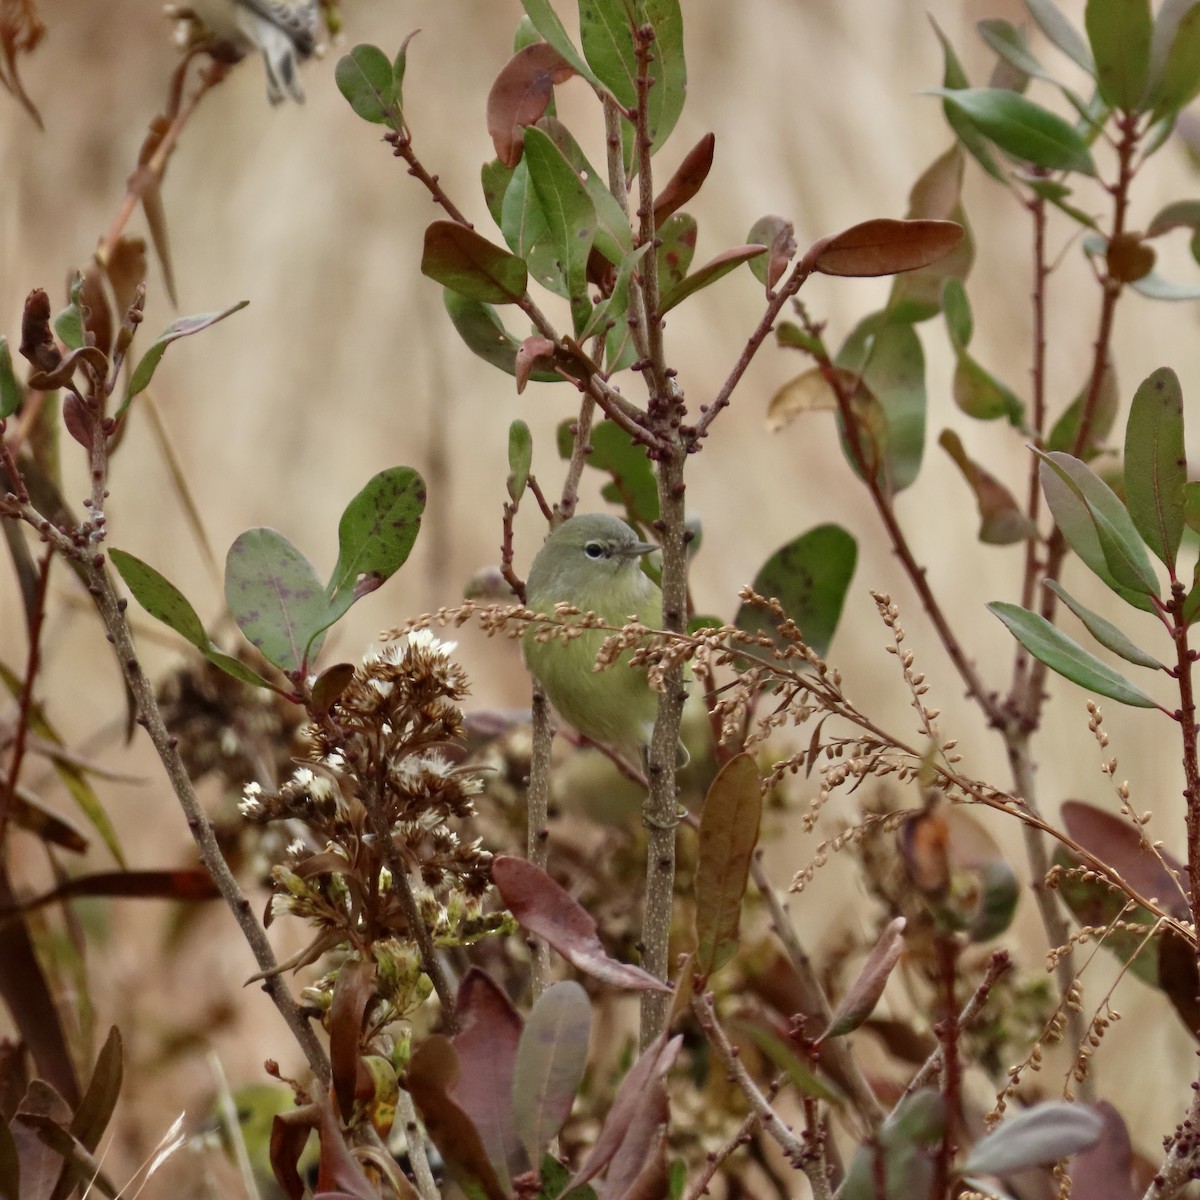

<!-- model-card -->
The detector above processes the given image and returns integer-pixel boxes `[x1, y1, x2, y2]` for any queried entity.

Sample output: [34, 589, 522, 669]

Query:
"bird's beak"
[625, 539, 657, 559]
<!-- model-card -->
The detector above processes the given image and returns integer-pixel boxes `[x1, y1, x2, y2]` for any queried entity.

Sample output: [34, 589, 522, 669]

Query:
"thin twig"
[396, 1087, 439, 1200]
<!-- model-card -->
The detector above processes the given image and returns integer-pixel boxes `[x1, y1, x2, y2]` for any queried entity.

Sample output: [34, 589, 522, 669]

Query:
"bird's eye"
[584, 541, 605, 559]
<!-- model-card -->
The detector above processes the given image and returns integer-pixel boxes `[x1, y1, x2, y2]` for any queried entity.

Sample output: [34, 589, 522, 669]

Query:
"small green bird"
[523, 514, 662, 756]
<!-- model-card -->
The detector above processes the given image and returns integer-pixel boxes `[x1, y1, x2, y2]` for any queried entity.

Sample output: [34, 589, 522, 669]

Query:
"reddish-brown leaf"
[421, 221, 529, 304]
[329, 959, 376, 1122]
[408, 1036, 507, 1200]
[29, 346, 108, 395]
[5, 869, 220, 917]
[1068, 1101, 1136, 1200]
[652, 133, 716, 228]
[898, 810, 950, 897]
[1158, 928, 1200, 1040]
[486, 42, 577, 167]
[492, 857, 671, 991]
[77, 265, 113, 359]
[104, 238, 148, 323]
[605, 1093, 669, 1200]
[805, 218, 963, 278]
[451, 968, 525, 1188]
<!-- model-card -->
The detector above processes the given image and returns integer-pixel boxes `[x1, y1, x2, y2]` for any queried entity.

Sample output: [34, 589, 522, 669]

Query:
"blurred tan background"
[4, 0, 1200, 1191]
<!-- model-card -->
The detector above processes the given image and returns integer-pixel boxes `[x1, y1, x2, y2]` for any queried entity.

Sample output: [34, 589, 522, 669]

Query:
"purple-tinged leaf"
[408, 1037, 507, 1200]
[819, 917, 906, 1041]
[492, 858, 670, 991]
[451, 969, 526, 1188]
[511, 982, 591, 1165]
[568, 1035, 681, 1191]
[1067, 1100, 1135, 1200]
[962, 1102, 1104, 1175]
[601, 1081, 668, 1200]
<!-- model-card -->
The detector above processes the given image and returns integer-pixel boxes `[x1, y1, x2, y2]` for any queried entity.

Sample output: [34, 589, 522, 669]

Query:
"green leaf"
[482, 158, 516, 228]
[523, 126, 598, 334]
[1025, 0, 1096, 70]
[929, 17, 1008, 182]
[962, 1102, 1103, 1176]
[55, 277, 87, 351]
[537, 117, 634, 266]
[392, 31, 416, 92]
[1046, 357, 1119, 458]
[512, 982, 591, 1165]
[1039, 456, 1155, 611]
[1131, 271, 1200, 301]
[1085, 0, 1153, 110]
[556, 418, 659, 526]
[836, 316, 927, 494]
[659, 245, 766, 315]
[979, 18, 1050, 81]
[655, 212, 698, 291]
[335, 44, 400, 125]
[508, 420, 533, 502]
[421, 221, 529, 304]
[694, 755, 762, 979]
[841, 1091, 944, 1200]
[0, 336, 21, 418]
[322, 467, 426, 633]
[578, 0, 686, 170]
[738, 1024, 843, 1106]
[734, 524, 857, 659]
[501, 158, 569, 298]
[1038, 450, 1161, 598]
[1044, 581, 1163, 668]
[930, 87, 1097, 174]
[1147, 0, 1200, 119]
[442, 292, 559, 381]
[120, 302, 249, 419]
[110, 549, 273, 689]
[942, 278, 972, 349]
[1185, 480, 1200, 534]
[1124, 366, 1186, 570]
[953, 350, 1024, 423]
[225, 529, 329, 675]
[987, 602, 1159, 706]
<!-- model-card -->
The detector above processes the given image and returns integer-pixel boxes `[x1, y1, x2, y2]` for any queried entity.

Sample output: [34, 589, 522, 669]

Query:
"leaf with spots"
[225, 529, 329, 675]
[735, 524, 857, 659]
[1124, 366, 1186, 571]
[321, 467, 426, 631]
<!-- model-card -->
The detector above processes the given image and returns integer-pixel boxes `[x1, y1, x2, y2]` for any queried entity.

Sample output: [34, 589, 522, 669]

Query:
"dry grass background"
[3, 0, 1200, 1192]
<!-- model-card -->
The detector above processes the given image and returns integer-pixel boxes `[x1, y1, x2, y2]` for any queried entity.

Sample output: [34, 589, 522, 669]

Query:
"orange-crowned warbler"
[522, 514, 663, 757]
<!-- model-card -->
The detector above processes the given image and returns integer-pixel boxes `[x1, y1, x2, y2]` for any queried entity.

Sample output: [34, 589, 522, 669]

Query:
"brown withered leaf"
[104, 238, 148, 322]
[270, 1105, 318, 1200]
[939, 428, 1037, 545]
[805, 218, 963, 278]
[766, 366, 863, 434]
[314, 1096, 377, 1200]
[19, 288, 58, 374]
[486, 43, 577, 168]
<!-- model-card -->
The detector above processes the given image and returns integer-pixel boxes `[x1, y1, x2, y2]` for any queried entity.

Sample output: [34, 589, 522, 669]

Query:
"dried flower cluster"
[239, 632, 505, 1022]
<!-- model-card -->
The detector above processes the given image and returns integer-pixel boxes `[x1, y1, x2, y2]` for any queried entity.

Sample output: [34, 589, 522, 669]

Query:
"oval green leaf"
[335, 44, 400, 126]
[1044, 580, 1163, 668]
[1123, 366, 1186, 570]
[987, 601, 1159, 706]
[421, 221, 529, 304]
[1085, 0, 1153, 111]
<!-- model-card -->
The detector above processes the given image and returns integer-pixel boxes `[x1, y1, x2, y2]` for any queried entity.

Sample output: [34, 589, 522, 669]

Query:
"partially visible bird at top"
[171, 0, 320, 105]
